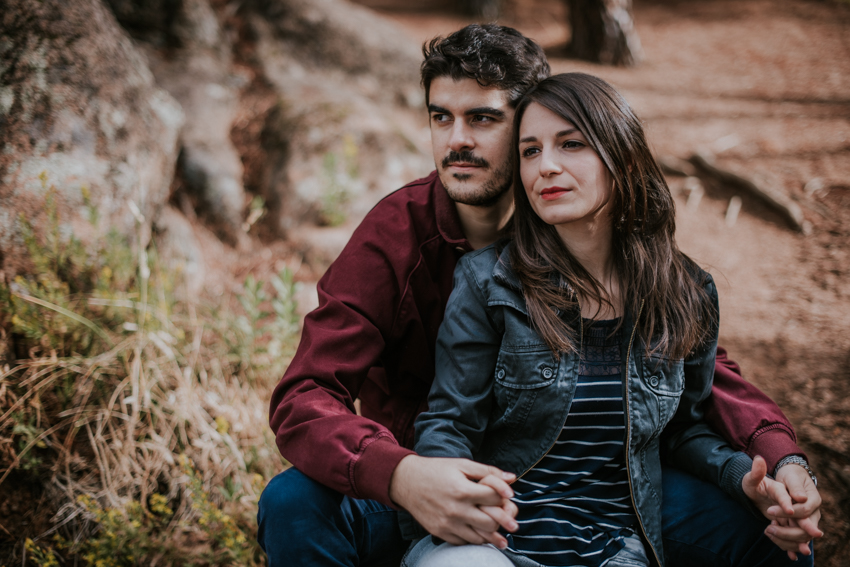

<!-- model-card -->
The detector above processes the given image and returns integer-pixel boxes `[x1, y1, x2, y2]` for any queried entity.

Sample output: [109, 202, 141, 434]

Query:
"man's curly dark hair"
[420, 24, 550, 107]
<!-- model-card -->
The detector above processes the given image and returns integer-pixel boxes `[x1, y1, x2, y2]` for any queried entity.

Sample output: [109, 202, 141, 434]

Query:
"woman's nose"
[538, 149, 562, 177]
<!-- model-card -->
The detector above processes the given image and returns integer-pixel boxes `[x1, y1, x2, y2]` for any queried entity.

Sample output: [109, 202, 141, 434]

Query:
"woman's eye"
[521, 147, 539, 157]
[563, 140, 584, 149]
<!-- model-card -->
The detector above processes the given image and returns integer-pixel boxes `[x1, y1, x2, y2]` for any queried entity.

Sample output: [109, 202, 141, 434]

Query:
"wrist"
[775, 455, 817, 487]
[389, 454, 419, 507]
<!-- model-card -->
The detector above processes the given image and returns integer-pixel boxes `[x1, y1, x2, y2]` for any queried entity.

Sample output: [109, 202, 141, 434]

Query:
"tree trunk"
[462, 0, 500, 20]
[566, 0, 643, 66]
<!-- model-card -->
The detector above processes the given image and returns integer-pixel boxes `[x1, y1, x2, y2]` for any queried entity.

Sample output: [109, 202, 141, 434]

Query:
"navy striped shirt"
[506, 318, 638, 566]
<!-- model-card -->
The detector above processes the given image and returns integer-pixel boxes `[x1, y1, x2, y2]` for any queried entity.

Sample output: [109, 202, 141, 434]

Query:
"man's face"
[428, 77, 515, 208]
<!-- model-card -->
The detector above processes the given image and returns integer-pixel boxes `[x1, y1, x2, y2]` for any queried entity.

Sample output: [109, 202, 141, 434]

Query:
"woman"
[403, 73, 754, 567]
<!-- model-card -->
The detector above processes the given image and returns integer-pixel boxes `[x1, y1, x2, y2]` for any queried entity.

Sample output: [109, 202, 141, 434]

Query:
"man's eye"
[472, 115, 494, 123]
[432, 114, 450, 123]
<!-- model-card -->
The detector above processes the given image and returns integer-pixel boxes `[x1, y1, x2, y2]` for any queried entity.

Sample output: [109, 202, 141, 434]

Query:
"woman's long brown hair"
[510, 73, 715, 360]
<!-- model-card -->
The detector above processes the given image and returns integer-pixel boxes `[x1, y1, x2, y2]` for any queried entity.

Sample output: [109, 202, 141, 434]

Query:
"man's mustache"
[441, 151, 489, 170]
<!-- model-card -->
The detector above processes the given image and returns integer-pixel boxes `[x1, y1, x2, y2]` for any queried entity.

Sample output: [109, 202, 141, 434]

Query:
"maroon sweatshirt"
[269, 171, 802, 507]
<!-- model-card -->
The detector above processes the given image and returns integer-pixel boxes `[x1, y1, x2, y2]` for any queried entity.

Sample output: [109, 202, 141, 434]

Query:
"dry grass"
[0, 183, 294, 565]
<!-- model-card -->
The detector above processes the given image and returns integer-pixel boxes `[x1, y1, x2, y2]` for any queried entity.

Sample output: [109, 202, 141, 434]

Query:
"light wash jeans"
[401, 532, 649, 567]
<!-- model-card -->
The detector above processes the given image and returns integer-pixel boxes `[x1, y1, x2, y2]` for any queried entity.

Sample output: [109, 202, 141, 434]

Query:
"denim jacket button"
[497, 369, 506, 379]
[649, 375, 660, 387]
[542, 368, 553, 379]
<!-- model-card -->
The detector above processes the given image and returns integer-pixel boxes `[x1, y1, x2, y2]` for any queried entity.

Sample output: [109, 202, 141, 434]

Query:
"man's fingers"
[468, 506, 501, 531]
[766, 492, 822, 521]
[766, 520, 817, 547]
[481, 503, 519, 533]
[763, 478, 795, 516]
[764, 527, 803, 553]
[465, 481, 508, 507]
[503, 498, 518, 520]
[464, 507, 510, 547]
[461, 460, 516, 483]
[796, 513, 824, 538]
[784, 475, 810, 504]
[471, 525, 508, 549]
[478, 474, 515, 500]
[443, 528, 484, 546]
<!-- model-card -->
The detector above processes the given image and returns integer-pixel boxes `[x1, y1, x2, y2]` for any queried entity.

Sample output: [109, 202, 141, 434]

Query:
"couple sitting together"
[258, 24, 823, 567]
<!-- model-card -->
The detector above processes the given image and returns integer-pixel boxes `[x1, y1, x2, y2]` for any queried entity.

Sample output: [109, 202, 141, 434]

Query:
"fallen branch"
[658, 155, 697, 178]
[687, 151, 806, 232]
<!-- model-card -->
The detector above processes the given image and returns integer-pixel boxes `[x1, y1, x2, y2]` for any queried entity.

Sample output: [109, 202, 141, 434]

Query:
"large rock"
[250, 0, 422, 105]
[247, 3, 432, 236]
[107, 0, 249, 244]
[0, 0, 183, 276]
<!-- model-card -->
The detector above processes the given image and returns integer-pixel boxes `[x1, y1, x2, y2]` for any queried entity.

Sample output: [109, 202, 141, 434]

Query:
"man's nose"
[448, 121, 474, 152]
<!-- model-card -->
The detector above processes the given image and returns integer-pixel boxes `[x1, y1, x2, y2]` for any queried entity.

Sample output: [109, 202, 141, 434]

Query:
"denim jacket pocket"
[641, 355, 685, 396]
[495, 346, 559, 389]
[492, 347, 558, 418]
[484, 346, 561, 463]
[640, 355, 685, 433]
[491, 347, 558, 427]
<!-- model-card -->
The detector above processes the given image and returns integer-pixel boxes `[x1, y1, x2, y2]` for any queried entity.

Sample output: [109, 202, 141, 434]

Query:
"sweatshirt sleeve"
[268, 222, 414, 506]
[704, 346, 804, 473]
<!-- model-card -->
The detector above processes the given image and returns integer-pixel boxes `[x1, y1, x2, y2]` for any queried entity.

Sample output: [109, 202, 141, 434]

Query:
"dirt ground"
[210, 0, 850, 563]
[351, 0, 850, 564]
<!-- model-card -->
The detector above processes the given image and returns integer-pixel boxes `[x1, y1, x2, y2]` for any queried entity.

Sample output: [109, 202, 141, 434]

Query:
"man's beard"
[439, 150, 513, 208]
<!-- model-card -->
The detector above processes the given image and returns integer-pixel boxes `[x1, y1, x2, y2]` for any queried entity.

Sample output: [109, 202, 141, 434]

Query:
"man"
[259, 24, 821, 567]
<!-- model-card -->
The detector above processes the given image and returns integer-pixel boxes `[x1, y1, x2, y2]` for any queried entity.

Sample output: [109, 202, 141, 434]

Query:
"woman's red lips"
[540, 186, 571, 200]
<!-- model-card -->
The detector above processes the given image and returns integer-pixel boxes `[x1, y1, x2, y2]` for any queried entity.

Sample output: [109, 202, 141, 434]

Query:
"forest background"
[0, 0, 848, 565]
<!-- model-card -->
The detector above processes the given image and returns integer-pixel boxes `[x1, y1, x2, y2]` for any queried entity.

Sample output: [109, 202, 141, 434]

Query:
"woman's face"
[518, 103, 614, 231]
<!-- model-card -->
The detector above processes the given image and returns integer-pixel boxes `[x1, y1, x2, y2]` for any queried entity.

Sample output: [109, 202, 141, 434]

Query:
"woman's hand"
[742, 455, 823, 560]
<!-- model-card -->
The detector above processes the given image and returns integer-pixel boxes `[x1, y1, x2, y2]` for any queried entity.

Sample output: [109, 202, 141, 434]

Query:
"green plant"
[64, 457, 262, 567]
[218, 268, 300, 382]
[317, 135, 360, 227]
[24, 538, 59, 567]
[73, 494, 173, 567]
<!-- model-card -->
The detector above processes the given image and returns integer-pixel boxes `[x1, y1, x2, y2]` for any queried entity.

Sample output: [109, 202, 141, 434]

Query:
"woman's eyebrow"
[520, 128, 580, 144]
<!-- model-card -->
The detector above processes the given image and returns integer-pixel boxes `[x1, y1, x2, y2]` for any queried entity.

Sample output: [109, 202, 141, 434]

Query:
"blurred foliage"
[1, 176, 298, 566]
[317, 134, 359, 227]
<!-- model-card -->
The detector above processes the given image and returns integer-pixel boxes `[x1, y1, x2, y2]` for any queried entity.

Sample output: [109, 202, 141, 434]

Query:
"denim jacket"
[411, 242, 754, 567]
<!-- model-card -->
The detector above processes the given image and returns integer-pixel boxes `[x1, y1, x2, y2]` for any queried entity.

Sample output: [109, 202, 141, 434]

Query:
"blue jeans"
[661, 467, 813, 567]
[257, 467, 408, 567]
[258, 466, 813, 567]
